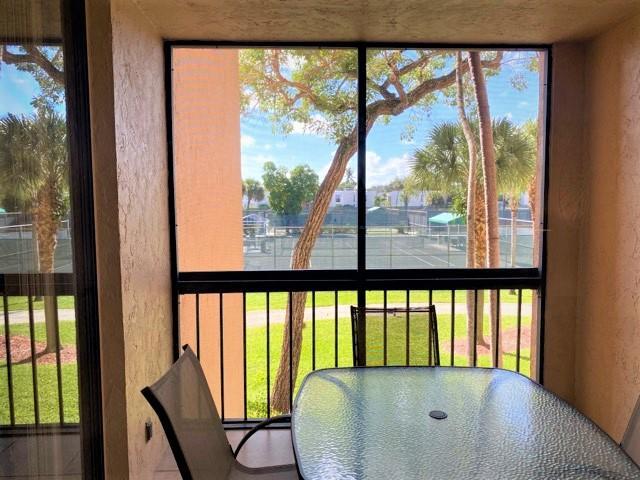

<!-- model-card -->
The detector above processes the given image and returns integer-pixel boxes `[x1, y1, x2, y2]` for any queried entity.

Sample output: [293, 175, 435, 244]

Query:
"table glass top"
[292, 367, 640, 479]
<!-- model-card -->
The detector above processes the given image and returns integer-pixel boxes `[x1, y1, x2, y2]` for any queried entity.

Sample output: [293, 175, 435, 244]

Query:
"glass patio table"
[291, 367, 640, 479]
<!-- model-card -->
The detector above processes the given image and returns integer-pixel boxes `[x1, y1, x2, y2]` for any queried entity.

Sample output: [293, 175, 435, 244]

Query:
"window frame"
[165, 41, 552, 378]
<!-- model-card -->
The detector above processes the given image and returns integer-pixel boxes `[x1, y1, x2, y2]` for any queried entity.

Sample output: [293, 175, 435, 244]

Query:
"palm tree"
[0, 109, 68, 353]
[243, 178, 265, 209]
[412, 123, 467, 194]
[494, 119, 536, 268]
[455, 52, 487, 361]
[412, 117, 533, 360]
[411, 121, 485, 353]
[468, 51, 501, 365]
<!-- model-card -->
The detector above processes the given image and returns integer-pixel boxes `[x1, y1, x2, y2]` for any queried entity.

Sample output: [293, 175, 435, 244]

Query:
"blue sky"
[0, 63, 43, 116]
[240, 51, 540, 187]
[1, 50, 540, 189]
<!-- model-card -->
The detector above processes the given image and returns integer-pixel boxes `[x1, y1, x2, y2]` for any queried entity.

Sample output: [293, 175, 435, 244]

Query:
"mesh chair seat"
[350, 305, 440, 367]
[142, 346, 298, 480]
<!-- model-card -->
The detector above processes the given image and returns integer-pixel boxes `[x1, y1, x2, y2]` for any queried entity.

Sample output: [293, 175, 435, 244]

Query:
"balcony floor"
[0, 429, 294, 478]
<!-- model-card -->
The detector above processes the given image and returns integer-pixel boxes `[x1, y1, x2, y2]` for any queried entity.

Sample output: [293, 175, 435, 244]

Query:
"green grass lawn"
[3, 290, 532, 314]
[0, 363, 79, 424]
[1, 319, 77, 345]
[244, 289, 534, 312]
[6, 295, 75, 312]
[0, 310, 531, 423]
[243, 311, 531, 417]
[0, 320, 78, 424]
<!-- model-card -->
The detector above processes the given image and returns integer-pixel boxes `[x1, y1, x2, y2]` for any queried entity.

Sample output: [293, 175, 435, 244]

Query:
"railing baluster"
[27, 295, 39, 425]
[473, 290, 478, 367]
[383, 290, 388, 366]
[242, 292, 247, 421]
[266, 292, 271, 418]
[516, 289, 523, 373]
[428, 290, 433, 366]
[195, 293, 200, 359]
[289, 291, 293, 413]
[53, 295, 64, 424]
[405, 290, 410, 366]
[219, 293, 225, 420]
[450, 290, 455, 366]
[494, 290, 501, 368]
[3, 294, 15, 425]
[312, 291, 316, 371]
[334, 291, 338, 368]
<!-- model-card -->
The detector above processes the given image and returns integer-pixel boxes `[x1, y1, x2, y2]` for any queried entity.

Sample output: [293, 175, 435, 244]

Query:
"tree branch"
[1, 45, 64, 85]
[380, 51, 435, 92]
[368, 51, 504, 118]
[269, 51, 320, 105]
[367, 78, 395, 100]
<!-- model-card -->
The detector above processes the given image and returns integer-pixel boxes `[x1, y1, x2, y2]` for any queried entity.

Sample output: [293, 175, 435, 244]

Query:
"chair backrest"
[622, 394, 640, 466]
[142, 346, 233, 480]
[350, 306, 440, 367]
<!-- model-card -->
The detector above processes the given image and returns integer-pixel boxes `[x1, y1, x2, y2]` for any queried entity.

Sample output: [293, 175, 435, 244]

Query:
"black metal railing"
[0, 273, 77, 431]
[177, 280, 538, 425]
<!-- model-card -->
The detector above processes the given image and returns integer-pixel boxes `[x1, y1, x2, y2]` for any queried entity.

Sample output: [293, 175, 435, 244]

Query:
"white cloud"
[241, 134, 256, 147]
[366, 151, 412, 186]
[243, 153, 276, 166]
[242, 153, 278, 181]
[291, 121, 306, 134]
[290, 114, 330, 136]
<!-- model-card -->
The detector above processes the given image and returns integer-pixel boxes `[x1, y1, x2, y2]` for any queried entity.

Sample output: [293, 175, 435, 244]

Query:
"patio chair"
[142, 345, 298, 480]
[622, 393, 640, 466]
[350, 305, 440, 367]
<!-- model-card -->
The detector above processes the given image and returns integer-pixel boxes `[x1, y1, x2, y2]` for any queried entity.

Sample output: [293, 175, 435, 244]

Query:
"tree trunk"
[473, 178, 488, 348]
[270, 52, 505, 412]
[468, 51, 501, 366]
[455, 52, 480, 366]
[33, 190, 60, 354]
[271, 133, 358, 413]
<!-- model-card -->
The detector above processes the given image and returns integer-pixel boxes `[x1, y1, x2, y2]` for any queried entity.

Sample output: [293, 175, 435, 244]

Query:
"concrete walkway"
[245, 302, 532, 328]
[5, 308, 76, 325]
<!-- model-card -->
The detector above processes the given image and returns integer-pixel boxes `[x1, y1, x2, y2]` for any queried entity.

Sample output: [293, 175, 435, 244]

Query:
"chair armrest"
[232, 414, 291, 458]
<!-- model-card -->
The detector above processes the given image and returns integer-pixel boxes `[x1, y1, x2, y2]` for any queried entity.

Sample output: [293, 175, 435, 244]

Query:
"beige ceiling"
[132, 0, 640, 44]
[0, 0, 61, 41]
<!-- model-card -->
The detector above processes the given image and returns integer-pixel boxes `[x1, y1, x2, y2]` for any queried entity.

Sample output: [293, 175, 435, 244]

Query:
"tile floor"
[0, 429, 295, 479]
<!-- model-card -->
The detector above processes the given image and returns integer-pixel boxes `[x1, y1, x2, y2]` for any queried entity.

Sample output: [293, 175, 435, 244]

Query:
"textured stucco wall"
[574, 14, 640, 441]
[541, 43, 586, 404]
[111, 0, 172, 475]
[87, 0, 172, 477]
[85, 0, 129, 477]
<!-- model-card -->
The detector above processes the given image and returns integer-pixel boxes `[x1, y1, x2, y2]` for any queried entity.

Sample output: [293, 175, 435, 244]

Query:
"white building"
[387, 190, 427, 207]
[329, 190, 378, 208]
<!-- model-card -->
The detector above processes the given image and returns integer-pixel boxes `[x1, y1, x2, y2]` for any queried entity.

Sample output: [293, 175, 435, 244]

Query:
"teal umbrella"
[0, 207, 6, 213]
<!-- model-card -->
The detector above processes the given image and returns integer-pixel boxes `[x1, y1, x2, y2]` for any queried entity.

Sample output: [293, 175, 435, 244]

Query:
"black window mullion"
[356, 46, 367, 364]
[357, 45, 367, 277]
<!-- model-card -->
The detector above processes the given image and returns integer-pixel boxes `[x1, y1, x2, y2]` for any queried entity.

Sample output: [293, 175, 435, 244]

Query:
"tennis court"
[244, 223, 534, 270]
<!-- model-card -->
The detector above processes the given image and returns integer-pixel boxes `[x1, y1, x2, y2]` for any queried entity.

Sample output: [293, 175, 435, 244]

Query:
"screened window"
[170, 47, 546, 272]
